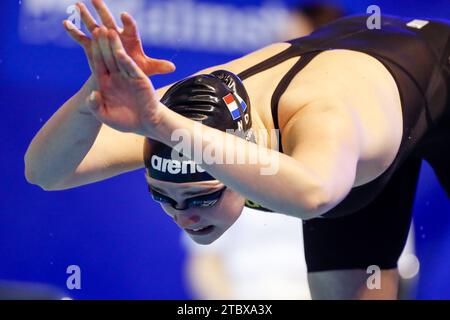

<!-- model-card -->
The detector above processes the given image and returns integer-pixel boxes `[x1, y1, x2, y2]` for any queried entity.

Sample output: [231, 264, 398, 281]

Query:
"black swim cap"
[144, 70, 255, 183]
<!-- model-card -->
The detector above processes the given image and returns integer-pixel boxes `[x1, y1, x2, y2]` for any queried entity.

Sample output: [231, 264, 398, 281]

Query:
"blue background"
[1, 0, 449, 299]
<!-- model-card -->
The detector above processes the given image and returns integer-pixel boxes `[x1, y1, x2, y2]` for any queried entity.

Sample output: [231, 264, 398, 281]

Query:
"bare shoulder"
[280, 49, 404, 185]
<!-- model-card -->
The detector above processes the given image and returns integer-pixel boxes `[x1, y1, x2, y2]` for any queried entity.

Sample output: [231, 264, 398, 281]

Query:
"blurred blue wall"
[0, 0, 449, 299]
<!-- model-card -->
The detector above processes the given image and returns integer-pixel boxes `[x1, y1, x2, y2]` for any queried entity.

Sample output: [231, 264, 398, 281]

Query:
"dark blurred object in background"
[281, 1, 347, 40]
[297, 1, 347, 29]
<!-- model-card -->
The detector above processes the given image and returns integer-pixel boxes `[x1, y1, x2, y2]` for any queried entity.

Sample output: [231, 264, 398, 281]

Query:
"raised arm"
[156, 98, 361, 219]
[24, 63, 230, 191]
[74, 19, 364, 219]
[24, 0, 176, 190]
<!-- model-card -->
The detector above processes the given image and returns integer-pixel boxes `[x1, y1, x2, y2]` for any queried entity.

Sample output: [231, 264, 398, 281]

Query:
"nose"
[174, 213, 201, 229]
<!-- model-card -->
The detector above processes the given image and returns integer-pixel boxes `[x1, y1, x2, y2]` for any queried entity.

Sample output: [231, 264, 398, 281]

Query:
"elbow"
[304, 193, 333, 220]
[292, 183, 335, 220]
[303, 178, 353, 220]
[25, 176, 64, 191]
[24, 156, 40, 187]
[32, 182, 62, 192]
[24, 157, 61, 191]
[24, 171, 56, 191]
[24, 155, 40, 188]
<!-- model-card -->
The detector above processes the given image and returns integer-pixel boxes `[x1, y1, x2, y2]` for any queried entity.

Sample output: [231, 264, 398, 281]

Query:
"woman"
[25, 0, 449, 299]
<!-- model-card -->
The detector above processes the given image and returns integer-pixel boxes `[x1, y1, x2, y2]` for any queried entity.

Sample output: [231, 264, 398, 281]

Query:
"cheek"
[159, 191, 245, 230]
[161, 204, 208, 222]
[210, 190, 245, 225]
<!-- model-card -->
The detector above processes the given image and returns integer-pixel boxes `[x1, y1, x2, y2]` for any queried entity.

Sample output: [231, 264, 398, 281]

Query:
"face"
[146, 175, 245, 245]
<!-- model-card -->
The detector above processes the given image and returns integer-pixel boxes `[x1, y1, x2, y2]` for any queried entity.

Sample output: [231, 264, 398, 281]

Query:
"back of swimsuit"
[239, 14, 450, 218]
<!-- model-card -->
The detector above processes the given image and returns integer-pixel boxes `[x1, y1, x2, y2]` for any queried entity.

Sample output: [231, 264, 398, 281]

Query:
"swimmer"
[25, 0, 450, 299]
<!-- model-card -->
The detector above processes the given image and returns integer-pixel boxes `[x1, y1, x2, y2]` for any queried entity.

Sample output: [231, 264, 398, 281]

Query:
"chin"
[184, 190, 246, 245]
[187, 226, 224, 245]
[189, 235, 218, 245]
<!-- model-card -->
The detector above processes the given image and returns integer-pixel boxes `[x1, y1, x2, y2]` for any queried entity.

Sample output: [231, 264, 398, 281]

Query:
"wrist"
[79, 76, 97, 99]
[142, 102, 176, 142]
[85, 75, 98, 91]
[75, 76, 99, 117]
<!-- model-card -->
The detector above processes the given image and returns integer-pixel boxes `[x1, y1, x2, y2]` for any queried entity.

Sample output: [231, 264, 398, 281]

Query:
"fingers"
[119, 11, 177, 76]
[140, 57, 176, 76]
[110, 31, 146, 79]
[92, 0, 118, 30]
[63, 20, 90, 49]
[117, 53, 146, 79]
[91, 31, 108, 79]
[108, 30, 132, 77]
[77, 2, 99, 33]
[92, 27, 144, 79]
[120, 12, 139, 38]
[96, 27, 119, 73]
[148, 58, 177, 75]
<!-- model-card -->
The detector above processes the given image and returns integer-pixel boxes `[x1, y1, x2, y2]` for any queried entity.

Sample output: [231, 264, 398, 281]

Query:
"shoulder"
[280, 94, 403, 186]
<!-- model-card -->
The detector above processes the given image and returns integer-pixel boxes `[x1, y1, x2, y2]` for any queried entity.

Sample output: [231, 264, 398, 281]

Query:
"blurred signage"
[19, 0, 289, 53]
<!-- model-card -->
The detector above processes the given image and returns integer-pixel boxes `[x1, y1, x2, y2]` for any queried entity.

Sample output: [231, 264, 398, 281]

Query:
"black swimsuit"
[239, 15, 450, 272]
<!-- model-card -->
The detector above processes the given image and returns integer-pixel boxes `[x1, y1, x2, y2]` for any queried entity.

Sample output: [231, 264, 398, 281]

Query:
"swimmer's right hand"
[63, 0, 176, 77]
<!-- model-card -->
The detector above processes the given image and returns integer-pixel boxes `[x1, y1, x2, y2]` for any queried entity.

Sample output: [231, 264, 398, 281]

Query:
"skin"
[24, 0, 405, 299]
[145, 175, 245, 245]
[308, 269, 399, 300]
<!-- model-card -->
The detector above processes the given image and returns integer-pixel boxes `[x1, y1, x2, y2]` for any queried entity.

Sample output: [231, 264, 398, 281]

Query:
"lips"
[184, 225, 215, 236]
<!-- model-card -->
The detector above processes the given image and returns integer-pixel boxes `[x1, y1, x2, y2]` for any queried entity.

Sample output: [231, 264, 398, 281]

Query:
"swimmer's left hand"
[87, 28, 165, 137]
[64, 0, 176, 77]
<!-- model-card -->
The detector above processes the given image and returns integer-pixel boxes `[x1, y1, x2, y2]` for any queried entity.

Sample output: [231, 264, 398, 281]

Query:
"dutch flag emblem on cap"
[235, 94, 248, 112]
[223, 93, 241, 120]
